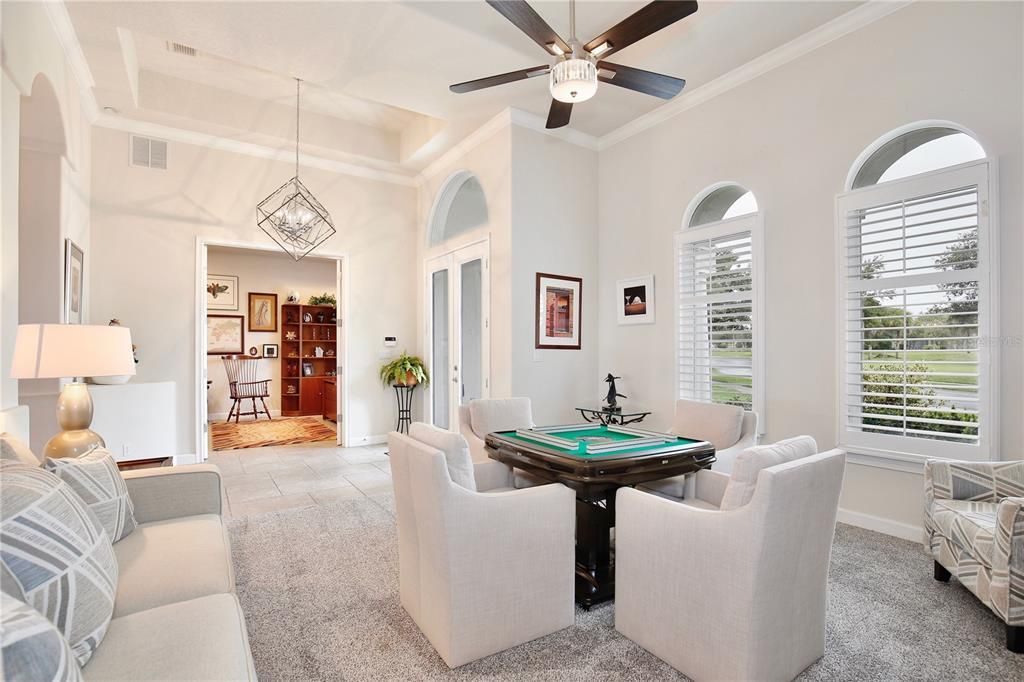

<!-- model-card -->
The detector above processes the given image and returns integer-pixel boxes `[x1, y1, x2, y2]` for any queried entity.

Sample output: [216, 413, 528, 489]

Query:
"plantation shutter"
[676, 215, 759, 412]
[837, 161, 993, 460]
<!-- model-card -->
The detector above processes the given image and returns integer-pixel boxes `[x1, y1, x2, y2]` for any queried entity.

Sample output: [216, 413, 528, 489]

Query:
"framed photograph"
[263, 344, 279, 359]
[64, 239, 84, 324]
[206, 315, 244, 355]
[617, 275, 655, 325]
[206, 274, 239, 311]
[248, 292, 278, 332]
[302, 361, 314, 377]
[535, 272, 582, 350]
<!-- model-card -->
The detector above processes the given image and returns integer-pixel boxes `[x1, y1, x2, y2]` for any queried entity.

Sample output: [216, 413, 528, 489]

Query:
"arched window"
[677, 183, 762, 417]
[838, 124, 993, 460]
[428, 171, 488, 247]
[850, 127, 985, 189]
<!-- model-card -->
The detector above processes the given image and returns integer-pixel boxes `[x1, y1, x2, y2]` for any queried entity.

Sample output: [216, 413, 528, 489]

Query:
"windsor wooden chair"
[222, 355, 272, 422]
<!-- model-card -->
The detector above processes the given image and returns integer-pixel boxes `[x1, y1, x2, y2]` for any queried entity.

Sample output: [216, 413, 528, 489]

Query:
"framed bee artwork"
[206, 274, 239, 311]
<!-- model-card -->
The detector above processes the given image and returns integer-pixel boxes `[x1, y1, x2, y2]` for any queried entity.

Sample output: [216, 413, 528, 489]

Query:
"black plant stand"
[393, 384, 416, 434]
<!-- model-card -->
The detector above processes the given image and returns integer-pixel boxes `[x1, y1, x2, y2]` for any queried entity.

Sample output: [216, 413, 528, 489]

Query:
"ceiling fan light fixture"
[549, 57, 598, 103]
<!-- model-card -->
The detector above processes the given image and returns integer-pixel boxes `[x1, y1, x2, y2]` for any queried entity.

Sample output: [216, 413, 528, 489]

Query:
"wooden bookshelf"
[280, 304, 338, 417]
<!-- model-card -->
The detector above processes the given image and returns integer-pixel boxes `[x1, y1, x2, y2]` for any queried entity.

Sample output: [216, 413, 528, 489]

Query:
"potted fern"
[379, 352, 430, 388]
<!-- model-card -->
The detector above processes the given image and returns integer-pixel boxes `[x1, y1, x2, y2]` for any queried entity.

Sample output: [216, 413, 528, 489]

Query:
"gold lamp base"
[43, 382, 105, 459]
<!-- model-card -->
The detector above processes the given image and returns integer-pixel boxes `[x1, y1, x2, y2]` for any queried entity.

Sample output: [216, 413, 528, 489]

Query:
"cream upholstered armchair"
[924, 459, 1024, 652]
[389, 424, 575, 668]
[616, 437, 846, 681]
[458, 397, 534, 462]
[638, 398, 759, 500]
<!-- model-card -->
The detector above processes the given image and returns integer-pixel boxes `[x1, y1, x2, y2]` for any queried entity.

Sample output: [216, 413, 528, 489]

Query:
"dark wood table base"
[575, 496, 616, 608]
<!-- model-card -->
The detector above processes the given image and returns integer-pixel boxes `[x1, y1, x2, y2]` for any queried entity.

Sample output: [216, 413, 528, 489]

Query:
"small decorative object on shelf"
[303, 312, 313, 323]
[604, 373, 626, 411]
[285, 331, 298, 340]
[286, 384, 297, 395]
[308, 292, 336, 307]
[314, 346, 325, 358]
[380, 352, 430, 434]
[325, 349, 335, 358]
[287, 290, 300, 303]
[302, 362, 314, 377]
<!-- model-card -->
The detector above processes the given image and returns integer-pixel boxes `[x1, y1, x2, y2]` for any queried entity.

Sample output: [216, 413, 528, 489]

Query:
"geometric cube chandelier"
[257, 78, 335, 261]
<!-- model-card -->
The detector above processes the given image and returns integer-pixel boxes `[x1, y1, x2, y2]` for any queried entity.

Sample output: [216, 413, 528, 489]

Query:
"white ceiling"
[67, 1, 862, 174]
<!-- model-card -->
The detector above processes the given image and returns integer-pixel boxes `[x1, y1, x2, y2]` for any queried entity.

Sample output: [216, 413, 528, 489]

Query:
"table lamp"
[11, 324, 136, 459]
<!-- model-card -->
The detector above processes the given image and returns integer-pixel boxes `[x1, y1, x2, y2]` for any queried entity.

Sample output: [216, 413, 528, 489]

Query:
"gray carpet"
[229, 497, 1023, 680]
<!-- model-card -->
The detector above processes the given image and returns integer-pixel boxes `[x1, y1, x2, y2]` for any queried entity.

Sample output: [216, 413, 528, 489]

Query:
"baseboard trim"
[348, 434, 388, 446]
[837, 508, 922, 543]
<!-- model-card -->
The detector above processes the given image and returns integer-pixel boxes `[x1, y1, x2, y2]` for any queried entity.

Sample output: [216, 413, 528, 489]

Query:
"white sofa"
[615, 439, 845, 681]
[639, 399, 758, 499]
[389, 427, 575, 667]
[1, 430, 255, 681]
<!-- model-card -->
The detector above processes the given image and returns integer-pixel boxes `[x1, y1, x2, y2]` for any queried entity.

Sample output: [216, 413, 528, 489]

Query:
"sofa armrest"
[123, 464, 223, 523]
[473, 458, 513, 492]
[924, 459, 1024, 507]
[993, 497, 1024, 625]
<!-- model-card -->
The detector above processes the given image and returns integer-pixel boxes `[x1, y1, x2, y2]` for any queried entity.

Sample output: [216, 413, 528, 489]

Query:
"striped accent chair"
[924, 459, 1024, 652]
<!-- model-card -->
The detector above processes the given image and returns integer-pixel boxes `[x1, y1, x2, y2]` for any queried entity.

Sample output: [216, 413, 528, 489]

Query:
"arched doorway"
[18, 75, 68, 407]
[425, 171, 490, 429]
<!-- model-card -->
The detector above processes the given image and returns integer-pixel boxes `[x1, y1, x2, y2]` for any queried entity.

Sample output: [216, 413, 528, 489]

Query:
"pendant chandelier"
[257, 78, 335, 261]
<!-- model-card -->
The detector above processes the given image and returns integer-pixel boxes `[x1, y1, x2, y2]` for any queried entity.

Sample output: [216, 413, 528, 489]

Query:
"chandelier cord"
[295, 77, 300, 179]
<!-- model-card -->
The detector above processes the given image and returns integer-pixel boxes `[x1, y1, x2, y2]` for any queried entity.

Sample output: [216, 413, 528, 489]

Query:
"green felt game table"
[485, 423, 716, 608]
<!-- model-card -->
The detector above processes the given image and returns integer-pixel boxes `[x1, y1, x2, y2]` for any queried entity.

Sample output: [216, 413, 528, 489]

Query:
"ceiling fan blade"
[486, 0, 571, 56]
[585, 1, 698, 59]
[546, 99, 572, 129]
[597, 61, 685, 99]
[450, 65, 551, 94]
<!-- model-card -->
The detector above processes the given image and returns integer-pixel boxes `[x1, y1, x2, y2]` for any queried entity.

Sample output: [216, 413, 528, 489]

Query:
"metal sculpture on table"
[604, 373, 627, 411]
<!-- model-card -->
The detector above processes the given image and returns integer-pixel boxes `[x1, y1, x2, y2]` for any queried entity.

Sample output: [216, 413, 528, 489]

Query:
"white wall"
[89, 126, 418, 453]
[205, 246, 335, 418]
[1, 1, 93, 432]
[510, 126, 600, 423]
[596, 2, 1023, 537]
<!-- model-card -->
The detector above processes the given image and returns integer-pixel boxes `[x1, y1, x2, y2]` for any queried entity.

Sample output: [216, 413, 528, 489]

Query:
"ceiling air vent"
[166, 41, 197, 57]
[130, 135, 168, 170]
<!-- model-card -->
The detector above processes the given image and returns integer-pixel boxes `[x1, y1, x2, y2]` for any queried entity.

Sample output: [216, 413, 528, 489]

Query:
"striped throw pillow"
[45, 448, 136, 542]
[0, 461, 118, 666]
[1, 591, 83, 681]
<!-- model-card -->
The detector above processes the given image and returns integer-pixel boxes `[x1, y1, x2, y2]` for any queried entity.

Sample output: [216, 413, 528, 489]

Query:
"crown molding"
[417, 109, 513, 184]
[92, 113, 419, 187]
[597, 0, 914, 151]
[509, 108, 599, 151]
[43, 0, 99, 123]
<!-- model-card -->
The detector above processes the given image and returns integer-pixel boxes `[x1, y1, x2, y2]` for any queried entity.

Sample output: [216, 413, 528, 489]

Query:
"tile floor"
[208, 442, 394, 519]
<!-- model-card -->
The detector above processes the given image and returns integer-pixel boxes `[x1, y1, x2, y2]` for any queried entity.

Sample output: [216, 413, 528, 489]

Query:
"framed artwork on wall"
[248, 292, 278, 332]
[535, 272, 582, 350]
[263, 344, 280, 359]
[64, 239, 84, 324]
[207, 315, 244, 355]
[206, 274, 239, 311]
[617, 275, 655, 325]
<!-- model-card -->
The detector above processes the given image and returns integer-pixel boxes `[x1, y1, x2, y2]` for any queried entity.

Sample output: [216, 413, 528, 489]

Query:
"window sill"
[841, 445, 931, 475]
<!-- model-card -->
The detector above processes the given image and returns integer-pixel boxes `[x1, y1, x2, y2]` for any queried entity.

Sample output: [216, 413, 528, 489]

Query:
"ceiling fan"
[450, 0, 697, 129]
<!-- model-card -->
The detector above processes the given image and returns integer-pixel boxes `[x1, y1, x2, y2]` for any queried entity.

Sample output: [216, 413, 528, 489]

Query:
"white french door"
[425, 240, 490, 430]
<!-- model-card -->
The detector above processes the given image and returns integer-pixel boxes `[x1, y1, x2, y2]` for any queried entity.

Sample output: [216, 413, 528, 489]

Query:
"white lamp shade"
[11, 324, 137, 379]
